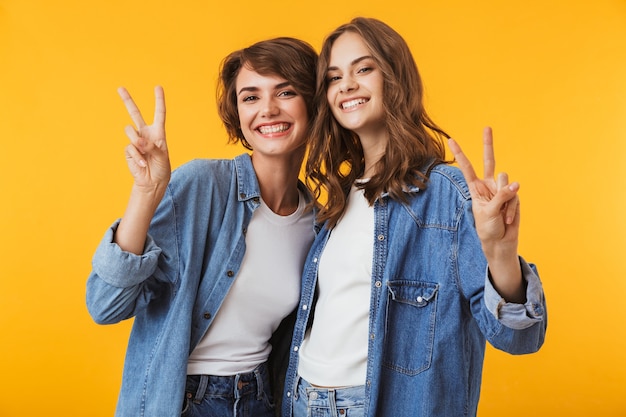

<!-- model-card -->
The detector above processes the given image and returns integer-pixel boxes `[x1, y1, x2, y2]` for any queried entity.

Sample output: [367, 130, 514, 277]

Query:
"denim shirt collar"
[234, 153, 261, 203]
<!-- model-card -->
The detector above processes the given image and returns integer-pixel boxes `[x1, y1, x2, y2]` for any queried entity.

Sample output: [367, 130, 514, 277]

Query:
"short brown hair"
[217, 37, 318, 150]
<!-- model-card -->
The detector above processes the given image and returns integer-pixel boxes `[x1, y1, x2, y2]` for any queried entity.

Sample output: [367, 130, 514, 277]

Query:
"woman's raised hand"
[113, 86, 171, 254]
[119, 86, 171, 191]
[447, 127, 520, 258]
[448, 127, 525, 301]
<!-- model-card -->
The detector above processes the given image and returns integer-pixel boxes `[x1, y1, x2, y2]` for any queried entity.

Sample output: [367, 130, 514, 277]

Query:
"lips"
[340, 98, 368, 110]
[257, 123, 291, 135]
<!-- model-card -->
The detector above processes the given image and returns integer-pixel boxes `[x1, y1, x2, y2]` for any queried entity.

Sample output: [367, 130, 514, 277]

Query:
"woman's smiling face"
[325, 31, 386, 139]
[236, 66, 308, 160]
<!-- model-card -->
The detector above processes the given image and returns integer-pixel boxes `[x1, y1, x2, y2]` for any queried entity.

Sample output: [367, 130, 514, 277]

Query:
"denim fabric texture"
[182, 363, 275, 417]
[292, 377, 365, 417]
[86, 154, 314, 417]
[282, 163, 547, 417]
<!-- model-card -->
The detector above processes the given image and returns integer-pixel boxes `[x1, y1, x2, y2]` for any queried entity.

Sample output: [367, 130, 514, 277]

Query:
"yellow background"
[1, 0, 625, 415]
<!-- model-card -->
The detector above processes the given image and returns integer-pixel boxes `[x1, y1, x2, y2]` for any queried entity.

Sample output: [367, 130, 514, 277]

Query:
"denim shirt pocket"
[383, 280, 439, 376]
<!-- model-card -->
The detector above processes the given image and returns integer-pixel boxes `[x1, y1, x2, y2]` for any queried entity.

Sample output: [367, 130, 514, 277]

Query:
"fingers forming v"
[482, 127, 495, 180]
[118, 87, 146, 129]
[153, 86, 166, 127]
[448, 137, 478, 183]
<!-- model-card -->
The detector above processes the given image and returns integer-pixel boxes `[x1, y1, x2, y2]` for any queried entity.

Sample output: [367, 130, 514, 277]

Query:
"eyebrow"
[237, 81, 292, 96]
[327, 55, 374, 72]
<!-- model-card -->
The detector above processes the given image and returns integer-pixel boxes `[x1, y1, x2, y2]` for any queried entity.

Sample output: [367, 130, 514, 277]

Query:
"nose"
[339, 74, 357, 93]
[260, 97, 280, 118]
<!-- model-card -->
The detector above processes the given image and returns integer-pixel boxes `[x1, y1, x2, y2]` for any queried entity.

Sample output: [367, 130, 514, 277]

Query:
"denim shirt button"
[377, 234, 384, 241]
[239, 193, 246, 199]
[287, 392, 291, 397]
[293, 346, 299, 352]
[375, 281, 382, 288]
[203, 312, 211, 319]
[302, 304, 308, 310]
[417, 296, 424, 303]
[227, 270, 234, 277]
[309, 391, 319, 400]
[313, 257, 318, 263]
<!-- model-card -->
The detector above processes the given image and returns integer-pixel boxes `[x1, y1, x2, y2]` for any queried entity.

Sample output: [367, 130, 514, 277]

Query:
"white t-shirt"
[187, 191, 314, 375]
[298, 184, 374, 386]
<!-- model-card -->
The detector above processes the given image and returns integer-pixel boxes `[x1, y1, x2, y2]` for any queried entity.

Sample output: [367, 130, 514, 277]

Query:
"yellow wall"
[1, 0, 625, 415]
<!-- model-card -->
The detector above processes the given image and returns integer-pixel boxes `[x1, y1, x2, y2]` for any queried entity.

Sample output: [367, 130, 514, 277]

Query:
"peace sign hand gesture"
[119, 86, 171, 191]
[448, 127, 525, 302]
[113, 86, 171, 255]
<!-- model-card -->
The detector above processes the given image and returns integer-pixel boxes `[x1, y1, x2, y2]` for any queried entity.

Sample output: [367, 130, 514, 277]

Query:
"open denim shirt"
[282, 163, 547, 417]
[87, 154, 313, 417]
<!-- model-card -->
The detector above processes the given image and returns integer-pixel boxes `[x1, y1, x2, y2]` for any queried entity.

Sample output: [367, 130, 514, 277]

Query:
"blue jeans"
[181, 363, 275, 417]
[292, 376, 365, 417]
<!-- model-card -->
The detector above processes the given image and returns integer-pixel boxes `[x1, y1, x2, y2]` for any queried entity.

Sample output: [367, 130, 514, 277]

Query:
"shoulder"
[392, 164, 473, 227]
[426, 164, 471, 201]
[170, 157, 244, 185]
[166, 158, 238, 198]
[173, 158, 236, 178]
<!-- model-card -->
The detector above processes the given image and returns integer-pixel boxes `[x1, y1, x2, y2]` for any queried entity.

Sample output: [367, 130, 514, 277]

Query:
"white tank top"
[187, 191, 314, 375]
[298, 185, 373, 386]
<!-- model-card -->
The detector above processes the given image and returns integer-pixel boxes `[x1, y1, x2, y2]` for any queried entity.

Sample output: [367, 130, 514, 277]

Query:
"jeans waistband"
[187, 362, 269, 404]
[295, 374, 365, 406]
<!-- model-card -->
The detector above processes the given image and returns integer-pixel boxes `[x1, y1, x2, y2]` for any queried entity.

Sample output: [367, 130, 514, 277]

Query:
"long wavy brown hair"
[306, 17, 451, 227]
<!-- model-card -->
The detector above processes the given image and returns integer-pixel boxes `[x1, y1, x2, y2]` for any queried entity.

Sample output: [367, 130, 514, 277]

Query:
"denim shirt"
[86, 154, 312, 417]
[282, 164, 547, 417]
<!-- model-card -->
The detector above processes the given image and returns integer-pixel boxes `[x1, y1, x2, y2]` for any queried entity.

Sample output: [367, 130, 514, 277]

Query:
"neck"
[357, 130, 388, 178]
[251, 152, 303, 215]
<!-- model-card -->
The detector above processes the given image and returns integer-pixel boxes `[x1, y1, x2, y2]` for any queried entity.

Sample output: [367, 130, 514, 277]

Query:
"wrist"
[487, 255, 526, 303]
[481, 238, 518, 261]
[131, 182, 168, 208]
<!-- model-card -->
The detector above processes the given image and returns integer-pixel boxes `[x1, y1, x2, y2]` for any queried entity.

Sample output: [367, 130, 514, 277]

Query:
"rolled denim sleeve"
[86, 220, 163, 324]
[92, 220, 162, 288]
[484, 256, 546, 330]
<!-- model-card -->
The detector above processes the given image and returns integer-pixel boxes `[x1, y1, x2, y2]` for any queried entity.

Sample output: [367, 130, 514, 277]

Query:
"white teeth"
[258, 123, 290, 134]
[341, 98, 367, 110]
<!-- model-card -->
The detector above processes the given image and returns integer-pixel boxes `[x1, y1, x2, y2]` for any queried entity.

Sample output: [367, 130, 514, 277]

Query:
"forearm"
[484, 244, 525, 303]
[115, 183, 167, 254]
